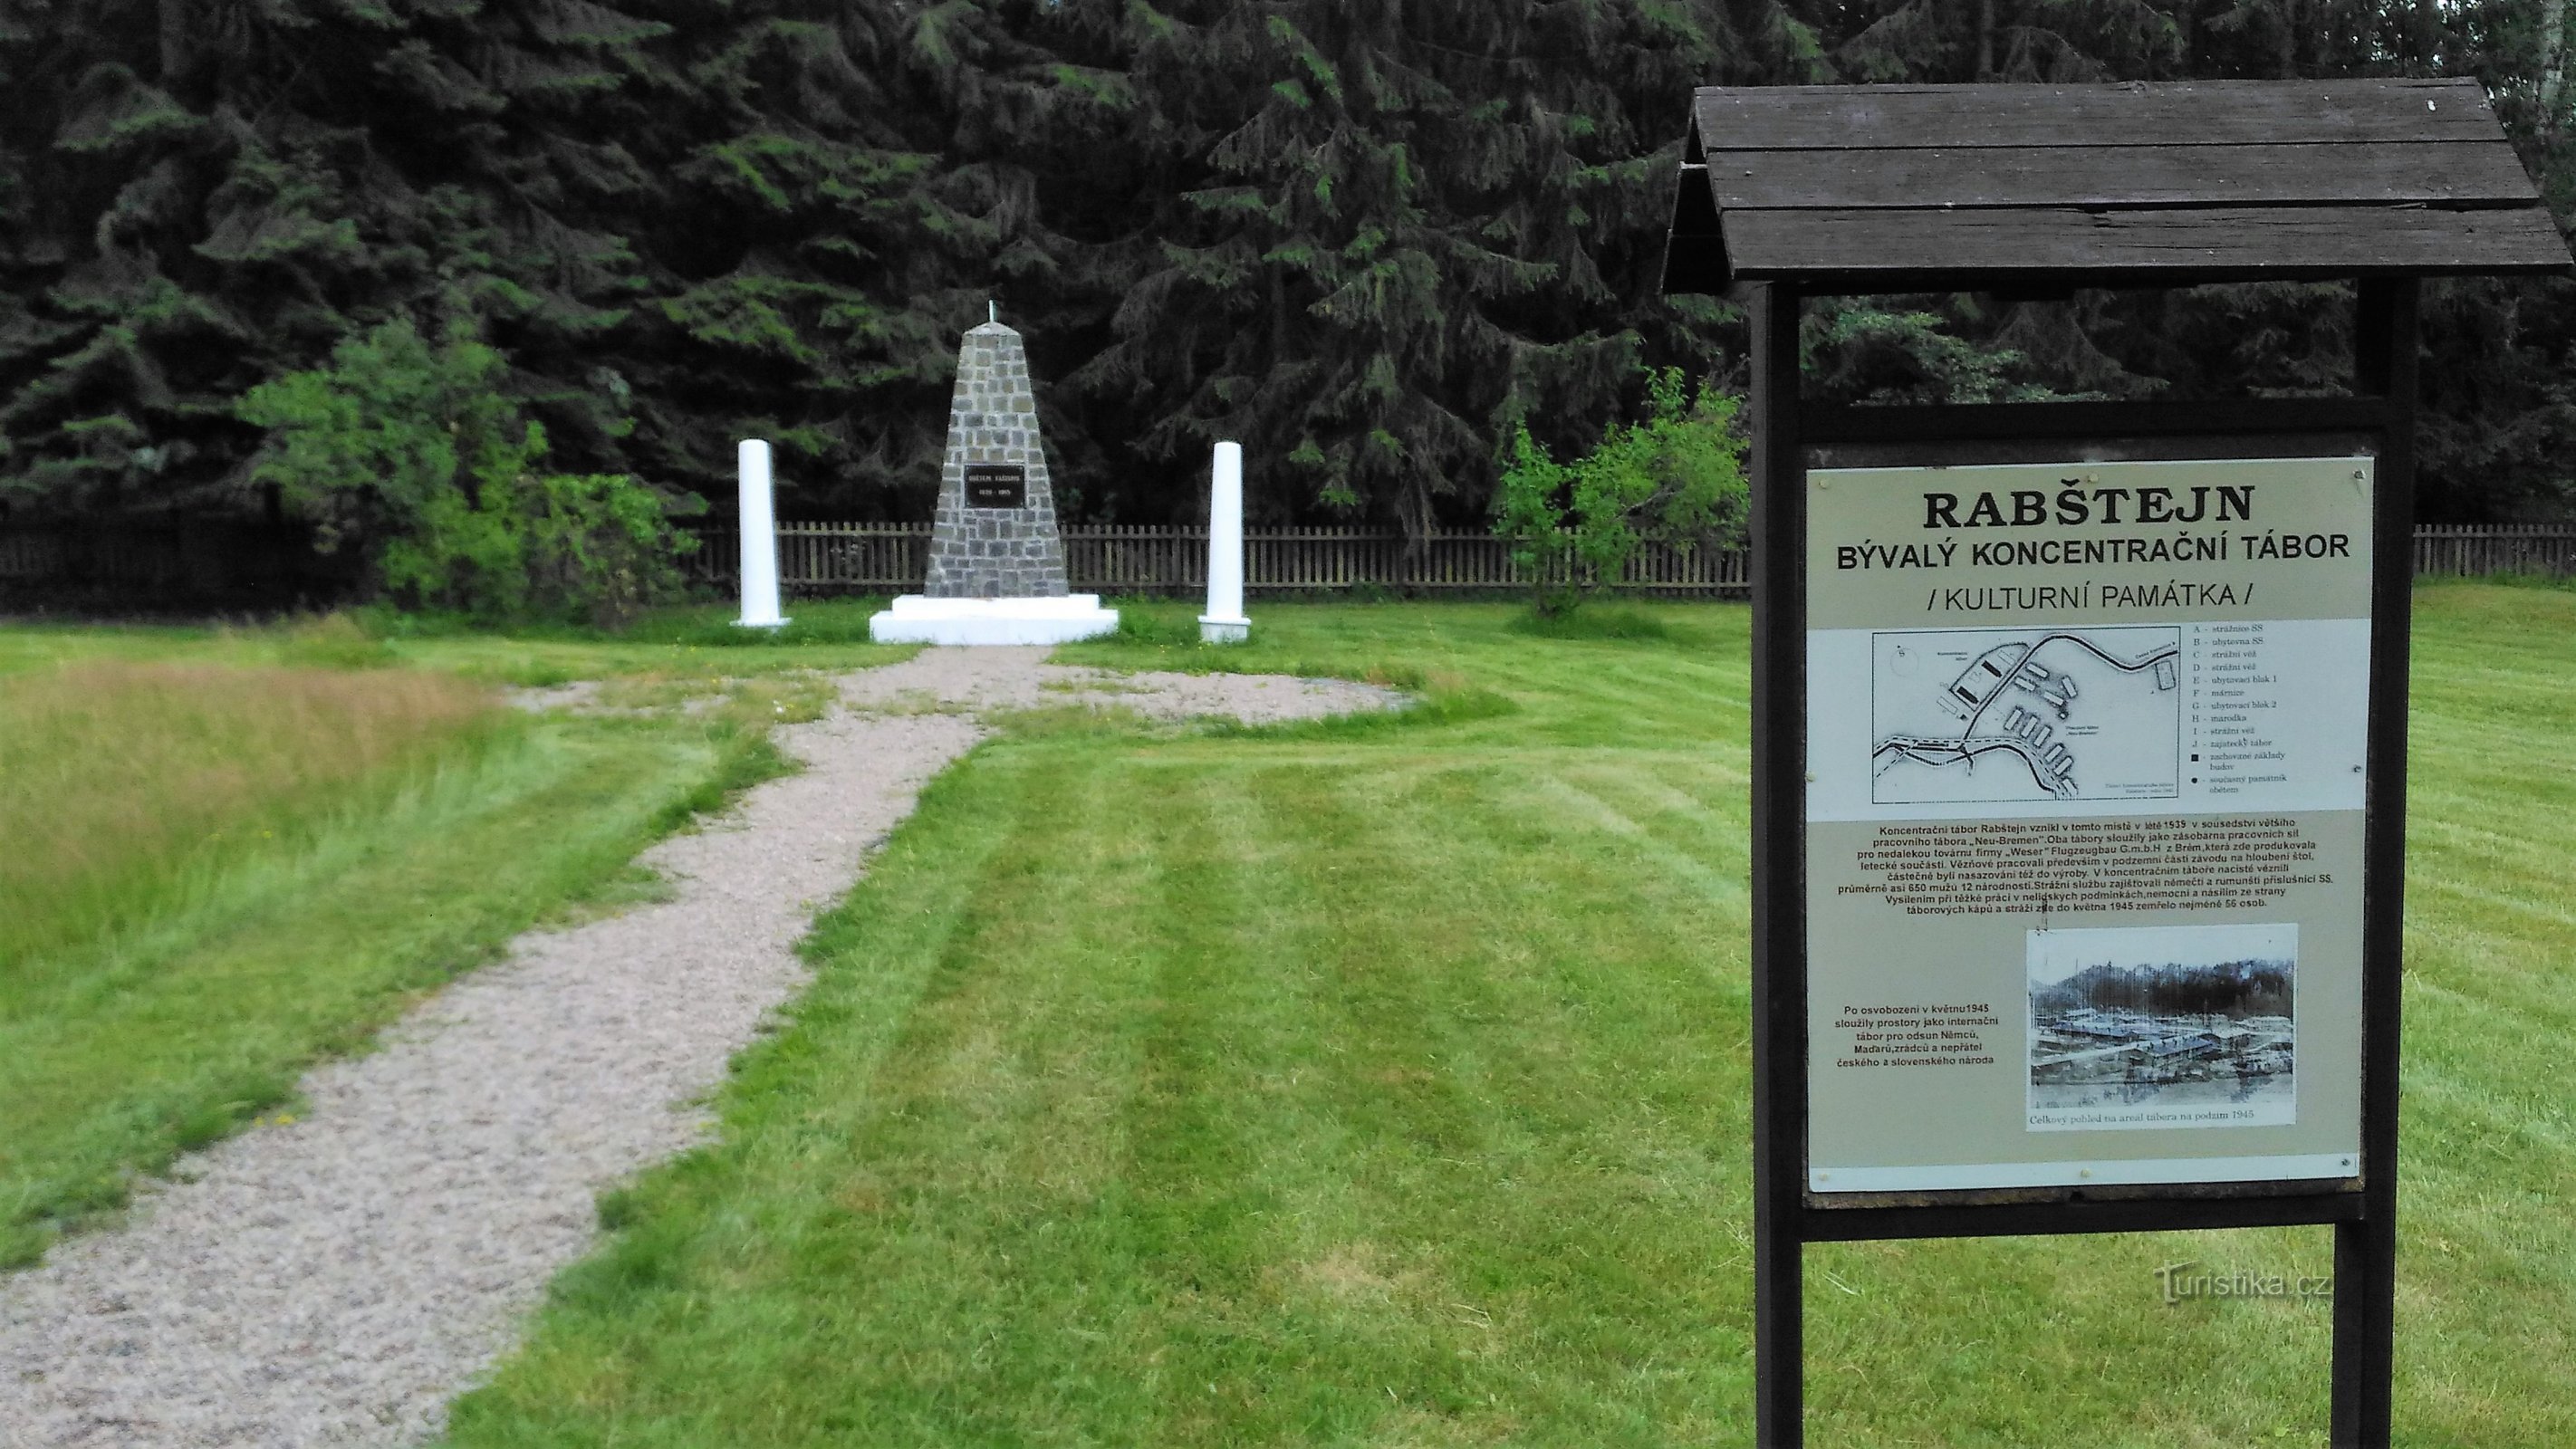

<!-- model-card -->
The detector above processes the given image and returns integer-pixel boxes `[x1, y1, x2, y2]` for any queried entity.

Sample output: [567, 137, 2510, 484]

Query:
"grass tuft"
[352, 599, 896, 648]
[1107, 606, 1210, 648]
[1505, 602, 1673, 639]
[273, 611, 401, 669]
[984, 702, 1159, 740]
[0, 660, 502, 971]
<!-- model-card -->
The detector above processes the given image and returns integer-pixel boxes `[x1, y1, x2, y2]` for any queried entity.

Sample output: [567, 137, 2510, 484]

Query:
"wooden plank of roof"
[1699, 141, 2539, 212]
[1695, 79, 2498, 151]
[1721, 205, 2572, 286]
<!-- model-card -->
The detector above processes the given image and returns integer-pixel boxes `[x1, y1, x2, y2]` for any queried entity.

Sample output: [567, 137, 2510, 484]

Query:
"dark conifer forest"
[5, 0, 2573, 533]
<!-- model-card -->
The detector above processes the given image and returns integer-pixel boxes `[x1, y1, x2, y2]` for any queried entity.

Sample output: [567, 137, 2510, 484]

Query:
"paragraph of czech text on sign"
[1840, 817, 2326, 916]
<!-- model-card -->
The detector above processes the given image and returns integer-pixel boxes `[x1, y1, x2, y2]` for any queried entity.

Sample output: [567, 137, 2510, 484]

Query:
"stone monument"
[870, 307, 1119, 645]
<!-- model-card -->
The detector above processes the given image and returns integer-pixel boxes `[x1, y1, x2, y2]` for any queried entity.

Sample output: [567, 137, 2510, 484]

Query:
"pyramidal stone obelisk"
[870, 307, 1119, 644]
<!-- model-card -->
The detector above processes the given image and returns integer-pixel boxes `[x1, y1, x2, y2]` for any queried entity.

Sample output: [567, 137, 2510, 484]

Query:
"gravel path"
[840, 645, 1407, 721]
[0, 648, 1402, 1449]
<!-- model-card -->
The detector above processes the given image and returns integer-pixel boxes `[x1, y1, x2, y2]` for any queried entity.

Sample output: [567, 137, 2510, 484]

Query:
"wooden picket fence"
[757, 523, 930, 591]
[3, 520, 2563, 604]
[2412, 523, 2576, 578]
[689, 523, 1753, 597]
[691, 522, 2576, 595]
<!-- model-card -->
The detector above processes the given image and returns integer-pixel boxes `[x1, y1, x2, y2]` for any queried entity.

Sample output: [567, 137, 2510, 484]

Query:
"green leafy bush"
[1494, 368, 1747, 619]
[238, 319, 695, 626]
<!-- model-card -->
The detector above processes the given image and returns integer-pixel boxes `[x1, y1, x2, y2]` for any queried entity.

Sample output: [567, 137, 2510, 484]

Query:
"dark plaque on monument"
[965, 464, 1025, 509]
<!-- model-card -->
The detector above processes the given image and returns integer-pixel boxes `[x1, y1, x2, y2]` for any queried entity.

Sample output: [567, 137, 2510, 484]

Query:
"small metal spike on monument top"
[988, 300, 997, 324]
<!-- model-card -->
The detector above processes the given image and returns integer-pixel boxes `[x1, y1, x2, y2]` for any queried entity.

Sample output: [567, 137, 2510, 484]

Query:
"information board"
[1803, 456, 2372, 1195]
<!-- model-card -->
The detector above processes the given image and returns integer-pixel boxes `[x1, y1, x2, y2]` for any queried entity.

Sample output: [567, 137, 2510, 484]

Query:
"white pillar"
[1199, 440, 1248, 643]
[735, 439, 787, 628]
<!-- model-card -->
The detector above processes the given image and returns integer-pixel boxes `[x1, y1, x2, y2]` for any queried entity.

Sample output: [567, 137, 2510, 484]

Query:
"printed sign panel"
[1803, 456, 2370, 1193]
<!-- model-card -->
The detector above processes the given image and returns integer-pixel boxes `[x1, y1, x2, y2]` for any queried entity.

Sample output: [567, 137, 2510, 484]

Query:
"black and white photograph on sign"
[1871, 627, 2181, 804]
[2027, 923, 2297, 1131]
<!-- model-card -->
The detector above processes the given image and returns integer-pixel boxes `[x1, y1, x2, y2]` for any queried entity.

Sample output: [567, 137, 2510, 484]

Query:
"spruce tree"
[5, 0, 2573, 540]
[1059, 0, 1745, 531]
[0, 0, 680, 517]
[587, 0, 1003, 517]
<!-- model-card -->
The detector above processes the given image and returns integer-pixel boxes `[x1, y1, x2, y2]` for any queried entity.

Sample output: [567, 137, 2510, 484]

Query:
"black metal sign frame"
[1745, 279, 2416, 1447]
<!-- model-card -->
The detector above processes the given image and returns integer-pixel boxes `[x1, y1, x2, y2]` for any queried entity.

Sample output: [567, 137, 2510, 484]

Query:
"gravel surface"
[840, 645, 1408, 722]
[0, 648, 1402, 1449]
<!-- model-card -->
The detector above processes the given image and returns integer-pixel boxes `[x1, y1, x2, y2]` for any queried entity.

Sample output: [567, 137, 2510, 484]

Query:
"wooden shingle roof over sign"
[1663, 79, 2572, 294]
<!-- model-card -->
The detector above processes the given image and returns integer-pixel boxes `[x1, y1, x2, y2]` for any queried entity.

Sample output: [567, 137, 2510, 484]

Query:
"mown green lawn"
[0, 603, 913, 1265]
[441, 585, 2576, 1448]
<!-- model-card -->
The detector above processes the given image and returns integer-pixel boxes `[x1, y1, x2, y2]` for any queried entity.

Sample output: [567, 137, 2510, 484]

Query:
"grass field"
[426, 585, 2576, 1448]
[0, 600, 914, 687]
[0, 604, 913, 1266]
[1, 658, 501, 970]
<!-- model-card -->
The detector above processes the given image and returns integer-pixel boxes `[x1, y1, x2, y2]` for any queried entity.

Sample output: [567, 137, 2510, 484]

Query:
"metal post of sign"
[1745, 280, 1808, 1448]
[2332, 274, 2419, 1449]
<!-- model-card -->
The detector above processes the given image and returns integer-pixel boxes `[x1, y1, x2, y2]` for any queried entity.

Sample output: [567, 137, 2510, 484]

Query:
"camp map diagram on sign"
[1870, 626, 2182, 804]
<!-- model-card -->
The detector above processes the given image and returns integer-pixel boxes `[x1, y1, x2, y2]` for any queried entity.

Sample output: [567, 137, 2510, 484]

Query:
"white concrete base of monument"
[1198, 615, 1249, 644]
[870, 594, 1120, 646]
